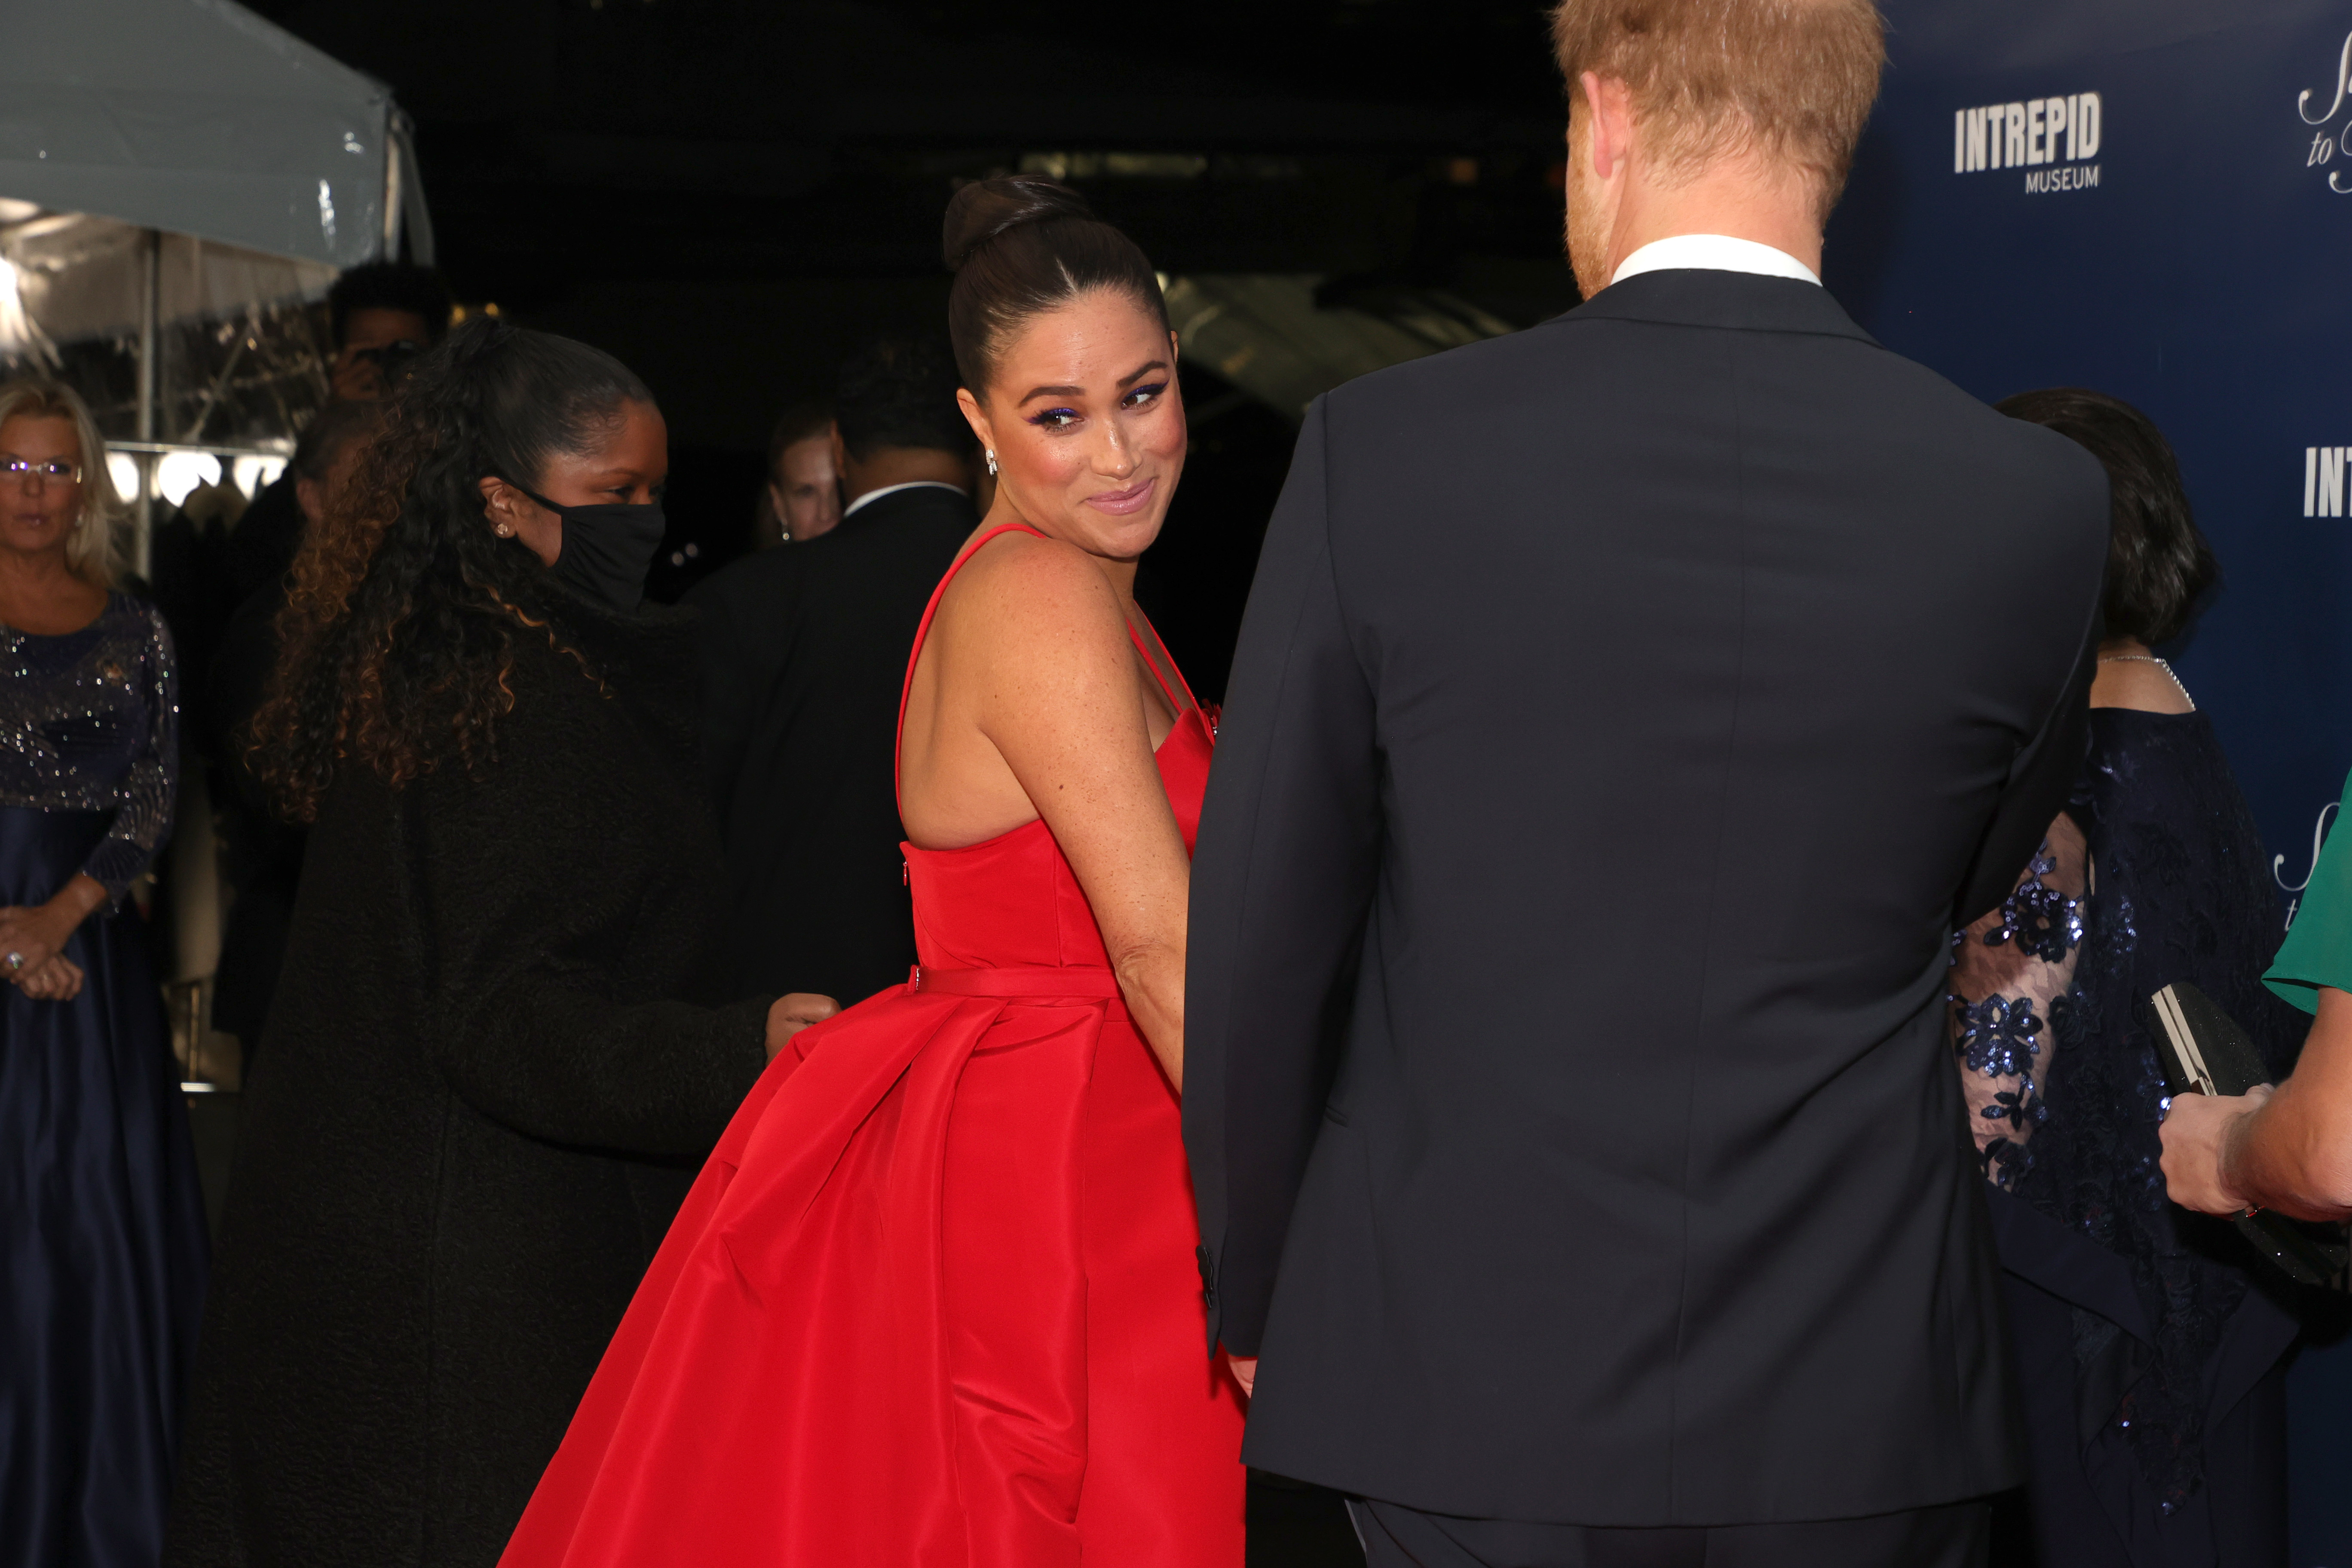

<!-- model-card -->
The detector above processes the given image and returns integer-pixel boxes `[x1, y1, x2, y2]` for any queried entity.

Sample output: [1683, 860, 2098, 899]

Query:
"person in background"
[1951, 388, 2304, 1568]
[165, 321, 837, 1568]
[0, 377, 209, 1568]
[205, 400, 383, 1063]
[752, 400, 839, 547]
[686, 335, 976, 1008]
[220, 261, 453, 609]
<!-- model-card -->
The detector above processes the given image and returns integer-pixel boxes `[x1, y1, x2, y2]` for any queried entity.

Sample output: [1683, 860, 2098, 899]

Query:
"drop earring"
[985, 449, 998, 478]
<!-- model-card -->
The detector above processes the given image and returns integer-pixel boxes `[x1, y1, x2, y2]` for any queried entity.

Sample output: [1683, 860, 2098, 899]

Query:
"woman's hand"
[764, 992, 841, 1061]
[1228, 1354, 1257, 1399]
[0, 876, 103, 985]
[2160, 1085, 2272, 1215]
[11, 953, 85, 1002]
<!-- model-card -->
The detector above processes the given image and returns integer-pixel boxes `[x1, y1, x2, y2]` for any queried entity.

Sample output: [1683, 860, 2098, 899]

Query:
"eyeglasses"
[1, 458, 81, 484]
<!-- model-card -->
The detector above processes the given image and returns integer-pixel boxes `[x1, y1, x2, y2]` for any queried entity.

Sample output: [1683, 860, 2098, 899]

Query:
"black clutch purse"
[2147, 980, 2349, 1289]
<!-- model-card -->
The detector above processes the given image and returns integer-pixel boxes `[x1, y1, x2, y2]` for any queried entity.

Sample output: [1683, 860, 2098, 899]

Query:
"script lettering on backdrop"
[2277, 799, 2342, 929]
[2300, 29, 2352, 192]
[1952, 92, 2102, 192]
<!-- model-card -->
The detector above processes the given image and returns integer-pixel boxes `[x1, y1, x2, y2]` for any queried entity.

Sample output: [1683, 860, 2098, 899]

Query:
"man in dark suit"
[687, 337, 977, 1007]
[1183, 2, 2110, 1564]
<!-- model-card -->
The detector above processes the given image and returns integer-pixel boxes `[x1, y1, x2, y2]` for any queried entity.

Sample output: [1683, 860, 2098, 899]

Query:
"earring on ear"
[985, 449, 998, 478]
[495, 524, 514, 538]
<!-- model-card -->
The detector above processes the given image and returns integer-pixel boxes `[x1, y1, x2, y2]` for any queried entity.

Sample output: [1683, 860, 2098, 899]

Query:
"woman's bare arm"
[945, 536, 1192, 1088]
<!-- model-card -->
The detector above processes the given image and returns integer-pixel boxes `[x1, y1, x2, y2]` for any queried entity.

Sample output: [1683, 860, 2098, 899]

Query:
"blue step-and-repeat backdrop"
[1826, 2, 2351, 1558]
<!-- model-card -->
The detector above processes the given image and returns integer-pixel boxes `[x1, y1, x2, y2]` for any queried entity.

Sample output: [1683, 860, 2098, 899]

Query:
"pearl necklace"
[2098, 653, 2196, 711]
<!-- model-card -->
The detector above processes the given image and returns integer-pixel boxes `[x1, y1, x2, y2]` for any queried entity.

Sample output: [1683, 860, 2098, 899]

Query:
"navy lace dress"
[1, 592, 209, 1568]
[1951, 707, 2305, 1568]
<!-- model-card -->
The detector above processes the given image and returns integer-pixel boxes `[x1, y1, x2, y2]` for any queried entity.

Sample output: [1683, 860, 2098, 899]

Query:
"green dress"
[2266, 766, 2352, 1013]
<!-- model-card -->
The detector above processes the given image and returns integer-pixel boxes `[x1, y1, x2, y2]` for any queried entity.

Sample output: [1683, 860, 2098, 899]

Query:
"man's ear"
[1580, 71, 1635, 182]
[827, 421, 851, 489]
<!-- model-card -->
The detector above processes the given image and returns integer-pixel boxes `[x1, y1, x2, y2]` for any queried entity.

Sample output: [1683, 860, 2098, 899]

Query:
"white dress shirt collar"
[841, 479, 969, 521]
[1611, 234, 1822, 288]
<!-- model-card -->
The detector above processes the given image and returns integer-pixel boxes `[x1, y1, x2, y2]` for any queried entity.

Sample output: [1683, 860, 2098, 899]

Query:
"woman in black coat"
[166, 322, 837, 1567]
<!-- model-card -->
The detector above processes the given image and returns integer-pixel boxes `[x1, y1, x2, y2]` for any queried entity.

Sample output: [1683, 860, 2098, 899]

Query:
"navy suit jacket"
[1183, 269, 2108, 1526]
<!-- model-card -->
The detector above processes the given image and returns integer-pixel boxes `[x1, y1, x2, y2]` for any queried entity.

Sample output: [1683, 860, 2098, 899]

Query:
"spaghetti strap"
[894, 522, 1047, 812]
[1125, 609, 1199, 720]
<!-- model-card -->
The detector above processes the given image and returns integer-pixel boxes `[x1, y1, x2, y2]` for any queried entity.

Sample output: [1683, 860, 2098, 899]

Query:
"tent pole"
[135, 229, 159, 579]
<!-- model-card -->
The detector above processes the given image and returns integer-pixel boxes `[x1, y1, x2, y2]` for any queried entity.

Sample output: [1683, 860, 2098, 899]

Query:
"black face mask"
[508, 482, 666, 612]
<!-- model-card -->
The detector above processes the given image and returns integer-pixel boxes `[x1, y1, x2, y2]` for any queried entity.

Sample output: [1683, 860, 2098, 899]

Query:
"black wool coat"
[166, 583, 772, 1568]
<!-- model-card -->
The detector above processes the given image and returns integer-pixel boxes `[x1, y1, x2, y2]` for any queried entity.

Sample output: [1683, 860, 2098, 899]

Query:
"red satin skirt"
[500, 981, 1248, 1567]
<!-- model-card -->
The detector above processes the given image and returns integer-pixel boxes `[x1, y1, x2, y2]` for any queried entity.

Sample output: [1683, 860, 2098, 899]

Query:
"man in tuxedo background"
[688, 335, 977, 1009]
[1184, 2, 2110, 1565]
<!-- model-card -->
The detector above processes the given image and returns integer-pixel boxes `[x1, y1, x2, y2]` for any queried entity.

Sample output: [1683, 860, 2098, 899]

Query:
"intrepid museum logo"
[2300, 30, 2352, 193]
[1952, 93, 2103, 193]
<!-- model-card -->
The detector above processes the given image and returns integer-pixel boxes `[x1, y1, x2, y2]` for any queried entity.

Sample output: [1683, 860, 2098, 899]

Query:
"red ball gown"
[500, 524, 1247, 1568]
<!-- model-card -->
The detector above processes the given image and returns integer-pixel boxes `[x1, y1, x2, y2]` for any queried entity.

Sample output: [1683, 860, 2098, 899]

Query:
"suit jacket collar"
[1557, 268, 1879, 346]
[838, 481, 978, 536]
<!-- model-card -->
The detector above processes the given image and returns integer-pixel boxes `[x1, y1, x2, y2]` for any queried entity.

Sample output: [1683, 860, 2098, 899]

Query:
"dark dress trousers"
[685, 482, 975, 1007]
[167, 583, 772, 1567]
[1185, 269, 2110, 1532]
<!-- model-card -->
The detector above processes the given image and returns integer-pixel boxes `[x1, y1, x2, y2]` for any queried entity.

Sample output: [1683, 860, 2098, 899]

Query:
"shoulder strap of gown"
[895, 521, 1047, 812]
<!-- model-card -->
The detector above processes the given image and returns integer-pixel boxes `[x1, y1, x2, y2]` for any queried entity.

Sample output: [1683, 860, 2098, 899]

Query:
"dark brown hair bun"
[942, 176, 1167, 392]
[941, 175, 1094, 271]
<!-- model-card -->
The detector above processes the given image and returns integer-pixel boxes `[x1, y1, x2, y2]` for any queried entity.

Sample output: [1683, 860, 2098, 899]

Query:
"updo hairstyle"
[942, 177, 1168, 394]
[1997, 386, 2219, 646]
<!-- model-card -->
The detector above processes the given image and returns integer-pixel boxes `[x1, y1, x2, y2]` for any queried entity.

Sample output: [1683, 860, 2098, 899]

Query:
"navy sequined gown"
[1, 592, 208, 1568]
[1951, 706, 2305, 1568]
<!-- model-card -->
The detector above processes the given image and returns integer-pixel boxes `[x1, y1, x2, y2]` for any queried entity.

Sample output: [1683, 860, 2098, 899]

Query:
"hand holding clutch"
[2160, 1084, 2272, 1215]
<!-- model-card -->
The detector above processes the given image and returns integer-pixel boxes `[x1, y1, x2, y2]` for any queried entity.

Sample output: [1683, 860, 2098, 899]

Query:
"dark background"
[245, 0, 1584, 697]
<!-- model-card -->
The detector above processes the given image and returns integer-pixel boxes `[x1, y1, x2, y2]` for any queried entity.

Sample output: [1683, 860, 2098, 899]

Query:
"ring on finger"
[3, 951, 22, 973]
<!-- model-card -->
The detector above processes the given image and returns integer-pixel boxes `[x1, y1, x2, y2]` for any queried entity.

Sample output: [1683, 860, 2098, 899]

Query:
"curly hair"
[251, 318, 654, 822]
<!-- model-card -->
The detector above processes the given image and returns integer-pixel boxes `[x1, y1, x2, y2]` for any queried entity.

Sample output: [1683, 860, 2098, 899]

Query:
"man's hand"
[2160, 1085, 2272, 1215]
[328, 347, 389, 402]
[764, 992, 841, 1061]
[1228, 1355, 1257, 1399]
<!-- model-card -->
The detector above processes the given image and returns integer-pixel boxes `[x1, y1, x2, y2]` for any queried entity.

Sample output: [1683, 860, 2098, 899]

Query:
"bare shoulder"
[937, 529, 1128, 651]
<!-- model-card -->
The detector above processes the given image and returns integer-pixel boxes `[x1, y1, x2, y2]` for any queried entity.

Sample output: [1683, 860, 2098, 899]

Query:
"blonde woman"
[0, 377, 208, 1568]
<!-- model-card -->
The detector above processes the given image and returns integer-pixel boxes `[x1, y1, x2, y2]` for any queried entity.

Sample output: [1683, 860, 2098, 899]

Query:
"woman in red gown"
[500, 177, 1247, 1567]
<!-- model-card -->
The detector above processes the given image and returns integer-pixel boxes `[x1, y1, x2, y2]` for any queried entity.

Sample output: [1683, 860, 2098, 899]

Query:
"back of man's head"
[833, 336, 971, 462]
[327, 263, 455, 349]
[1551, 0, 1884, 221]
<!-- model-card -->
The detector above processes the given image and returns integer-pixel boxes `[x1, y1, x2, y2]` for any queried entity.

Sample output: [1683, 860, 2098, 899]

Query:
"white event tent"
[0, 0, 430, 556]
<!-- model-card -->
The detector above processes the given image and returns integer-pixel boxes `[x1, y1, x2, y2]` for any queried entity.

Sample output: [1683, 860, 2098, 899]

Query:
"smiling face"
[956, 288, 1185, 563]
[0, 414, 86, 564]
[476, 398, 668, 567]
